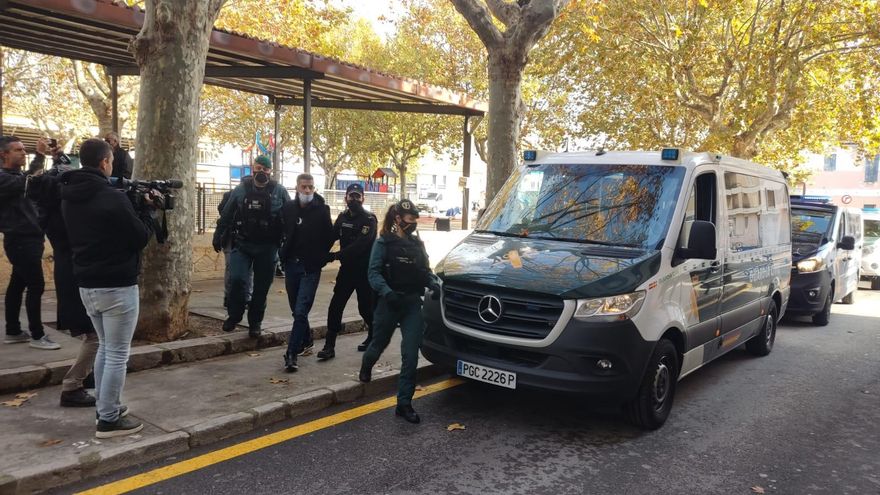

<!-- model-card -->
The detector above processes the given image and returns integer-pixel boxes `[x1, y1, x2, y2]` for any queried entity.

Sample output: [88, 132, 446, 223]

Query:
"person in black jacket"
[28, 138, 97, 406]
[0, 136, 61, 350]
[280, 173, 333, 372]
[217, 190, 252, 308]
[317, 183, 377, 360]
[61, 138, 157, 438]
[104, 132, 133, 180]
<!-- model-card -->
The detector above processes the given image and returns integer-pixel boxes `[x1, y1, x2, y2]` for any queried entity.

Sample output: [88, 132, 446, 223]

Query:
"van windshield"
[476, 163, 685, 249]
[791, 208, 833, 247]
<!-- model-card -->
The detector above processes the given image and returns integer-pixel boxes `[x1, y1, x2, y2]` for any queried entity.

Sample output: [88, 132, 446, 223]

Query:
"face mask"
[347, 199, 364, 212]
[253, 171, 269, 187]
[299, 193, 314, 204]
[400, 220, 417, 234]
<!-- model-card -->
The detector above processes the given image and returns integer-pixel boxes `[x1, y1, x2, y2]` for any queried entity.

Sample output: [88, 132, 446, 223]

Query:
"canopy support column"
[461, 116, 472, 230]
[303, 79, 312, 173]
[110, 73, 119, 134]
[273, 102, 281, 180]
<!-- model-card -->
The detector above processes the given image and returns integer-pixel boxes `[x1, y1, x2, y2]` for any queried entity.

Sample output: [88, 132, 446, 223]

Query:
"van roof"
[528, 150, 786, 181]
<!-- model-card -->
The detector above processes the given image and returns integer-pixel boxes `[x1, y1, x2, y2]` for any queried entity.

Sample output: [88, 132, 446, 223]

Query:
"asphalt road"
[67, 284, 880, 495]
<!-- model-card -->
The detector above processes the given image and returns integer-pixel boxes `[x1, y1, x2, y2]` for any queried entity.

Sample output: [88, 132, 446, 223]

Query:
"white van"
[861, 211, 880, 290]
[422, 149, 791, 429]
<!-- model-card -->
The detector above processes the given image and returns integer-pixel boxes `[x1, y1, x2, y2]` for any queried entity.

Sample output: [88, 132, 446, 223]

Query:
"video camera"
[109, 178, 183, 211]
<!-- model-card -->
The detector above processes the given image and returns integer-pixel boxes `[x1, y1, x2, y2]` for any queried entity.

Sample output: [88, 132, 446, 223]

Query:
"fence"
[194, 184, 402, 234]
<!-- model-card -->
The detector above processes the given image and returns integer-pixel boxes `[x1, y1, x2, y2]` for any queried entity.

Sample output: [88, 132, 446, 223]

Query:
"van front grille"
[442, 282, 564, 339]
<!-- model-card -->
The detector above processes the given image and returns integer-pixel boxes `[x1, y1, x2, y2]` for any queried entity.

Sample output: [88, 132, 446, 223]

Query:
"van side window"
[679, 173, 716, 250]
[763, 181, 791, 246]
[846, 211, 861, 242]
[724, 172, 762, 252]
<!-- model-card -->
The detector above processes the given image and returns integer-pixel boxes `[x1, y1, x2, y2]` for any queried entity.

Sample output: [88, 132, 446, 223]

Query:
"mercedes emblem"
[477, 295, 503, 324]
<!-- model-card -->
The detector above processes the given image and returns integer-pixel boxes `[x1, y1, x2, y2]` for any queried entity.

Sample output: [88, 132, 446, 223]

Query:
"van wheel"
[873, 278, 880, 291]
[625, 339, 678, 430]
[747, 301, 777, 356]
[841, 291, 855, 305]
[812, 293, 832, 326]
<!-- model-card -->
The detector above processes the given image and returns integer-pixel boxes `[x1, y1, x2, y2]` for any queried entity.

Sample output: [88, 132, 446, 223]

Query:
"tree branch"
[485, 0, 519, 27]
[449, 0, 504, 49]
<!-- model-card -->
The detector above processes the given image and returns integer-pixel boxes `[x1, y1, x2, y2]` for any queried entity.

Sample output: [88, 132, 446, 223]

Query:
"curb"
[0, 319, 366, 396]
[0, 362, 446, 495]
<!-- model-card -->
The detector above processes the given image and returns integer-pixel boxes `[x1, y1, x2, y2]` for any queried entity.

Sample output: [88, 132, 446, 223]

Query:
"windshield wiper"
[473, 229, 528, 238]
[530, 235, 641, 248]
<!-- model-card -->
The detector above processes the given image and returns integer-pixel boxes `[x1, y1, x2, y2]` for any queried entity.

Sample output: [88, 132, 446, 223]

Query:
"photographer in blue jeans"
[61, 138, 157, 438]
[280, 174, 333, 372]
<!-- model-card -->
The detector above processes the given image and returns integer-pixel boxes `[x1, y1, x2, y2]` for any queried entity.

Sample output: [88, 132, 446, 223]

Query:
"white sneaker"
[4, 333, 30, 344]
[29, 336, 61, 350]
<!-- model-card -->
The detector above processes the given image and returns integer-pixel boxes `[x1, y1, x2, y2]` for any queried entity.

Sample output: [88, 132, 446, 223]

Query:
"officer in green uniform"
[213, 156, 290, 338]
[359, 199, 440, 424]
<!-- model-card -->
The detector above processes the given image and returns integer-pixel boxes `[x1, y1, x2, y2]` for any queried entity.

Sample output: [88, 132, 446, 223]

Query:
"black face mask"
[253, 171, 269, 187]
[347, 199, 364, 212]
[400, 220, 417, 234]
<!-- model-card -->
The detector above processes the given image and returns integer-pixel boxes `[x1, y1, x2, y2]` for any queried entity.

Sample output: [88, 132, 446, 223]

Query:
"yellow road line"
[78, 378, 464, 495]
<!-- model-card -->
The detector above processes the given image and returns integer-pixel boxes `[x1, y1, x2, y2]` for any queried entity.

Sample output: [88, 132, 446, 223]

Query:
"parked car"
[861, 211, 880, 290]
[416, 191, 457, 215]
[422, 149, 791, 430]
[787, 198, 863, 325]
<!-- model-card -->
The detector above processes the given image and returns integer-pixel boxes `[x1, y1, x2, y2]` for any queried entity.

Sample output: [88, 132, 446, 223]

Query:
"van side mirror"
[838, 235, 855, 251]
[678, 220, 717, 260]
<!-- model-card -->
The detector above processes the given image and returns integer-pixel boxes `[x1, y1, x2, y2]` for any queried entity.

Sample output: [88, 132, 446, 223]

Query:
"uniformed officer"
[317, 183, 378, 360]
[213, 155, 290, 338]
[358, 200, 440, 424]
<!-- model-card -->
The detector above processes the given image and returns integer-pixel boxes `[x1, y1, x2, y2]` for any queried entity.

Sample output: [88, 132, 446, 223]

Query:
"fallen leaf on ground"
[447, 423, 466, 432]
[39, 439, 62, 447]
[2, 392, 37, 407]
[248, 353, 261, 357]
[277, 290, 286, 294]
[269, 377, 289, 384]
[415, 385, 425, 391]
[751, 486, 765, 494]
[193, 290, 204, 293]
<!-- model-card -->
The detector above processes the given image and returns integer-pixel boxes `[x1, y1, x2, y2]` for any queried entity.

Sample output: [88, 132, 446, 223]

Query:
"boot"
[395, 404, 420, 424]
[316, 347, 335, 360]
[222, 318, 237, 332]
[60, 388, 96, 407]
[284, 352, 298, 372]
[357, 337, 372, 352]
[358, 361, 372, 383]
[248, 323, 261, 339]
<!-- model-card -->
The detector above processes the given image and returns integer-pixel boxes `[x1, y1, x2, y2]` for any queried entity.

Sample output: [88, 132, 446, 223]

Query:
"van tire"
[625, 339, 678, 430]
[841, 291, 855, 305]
[873, 278, 880, 291]
[812, 293, 832, 326]
[747, 301, 777, 356]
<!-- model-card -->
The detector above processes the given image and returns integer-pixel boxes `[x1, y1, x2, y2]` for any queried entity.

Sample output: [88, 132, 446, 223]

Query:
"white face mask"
[299, 193, 314, 205]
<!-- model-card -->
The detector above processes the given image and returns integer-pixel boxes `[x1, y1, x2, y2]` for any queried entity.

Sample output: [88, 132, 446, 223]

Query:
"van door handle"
[709, 261, 721, 273]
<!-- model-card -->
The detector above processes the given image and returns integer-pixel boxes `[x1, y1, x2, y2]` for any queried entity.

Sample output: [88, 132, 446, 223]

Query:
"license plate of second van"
[457, 360, 516, 389]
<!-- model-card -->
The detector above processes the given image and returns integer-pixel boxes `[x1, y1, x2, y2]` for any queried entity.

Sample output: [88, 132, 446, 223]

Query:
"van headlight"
[796, 257, 825, 273]
[574, 291, 646, 321]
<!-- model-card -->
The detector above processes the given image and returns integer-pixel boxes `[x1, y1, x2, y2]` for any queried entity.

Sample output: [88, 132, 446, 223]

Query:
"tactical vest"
[382, 234, 429, 294]
[237, 181, 279, 244]
[338, 212, 375, 249]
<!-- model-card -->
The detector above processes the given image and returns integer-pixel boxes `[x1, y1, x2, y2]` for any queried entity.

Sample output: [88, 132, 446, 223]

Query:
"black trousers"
[324, 265, 374, 349]
[3, 235, 45, 338]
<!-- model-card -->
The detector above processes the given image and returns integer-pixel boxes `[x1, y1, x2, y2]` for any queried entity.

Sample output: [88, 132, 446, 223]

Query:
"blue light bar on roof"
[661, 148, 679, 161]
[523, 150, 537, 161]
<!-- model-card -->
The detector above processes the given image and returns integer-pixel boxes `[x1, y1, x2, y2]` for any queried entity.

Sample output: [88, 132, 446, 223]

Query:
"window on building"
[823, 154, 837, 172]
[865, 155, 879, 183]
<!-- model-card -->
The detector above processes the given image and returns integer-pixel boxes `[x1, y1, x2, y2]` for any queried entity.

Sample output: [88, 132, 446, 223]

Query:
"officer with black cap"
[358, 199, 440, 424]
[317, 183, 377, 360]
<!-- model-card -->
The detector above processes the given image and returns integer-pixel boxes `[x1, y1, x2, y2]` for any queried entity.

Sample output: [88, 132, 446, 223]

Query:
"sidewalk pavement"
[0, 230, 470, 394]
[0, 230, 471, 493]
[0, 332, 444, 495]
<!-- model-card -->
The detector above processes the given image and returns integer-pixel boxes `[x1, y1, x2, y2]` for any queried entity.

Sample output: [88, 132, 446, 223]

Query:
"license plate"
[456, 360, 516, 389]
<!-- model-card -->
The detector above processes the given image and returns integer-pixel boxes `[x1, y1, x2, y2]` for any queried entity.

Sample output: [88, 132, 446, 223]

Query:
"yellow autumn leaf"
[447, 423, 466, 431]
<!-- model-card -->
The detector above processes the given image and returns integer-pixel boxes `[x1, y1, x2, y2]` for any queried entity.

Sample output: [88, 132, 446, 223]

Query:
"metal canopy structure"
[0, 0, 486, 226]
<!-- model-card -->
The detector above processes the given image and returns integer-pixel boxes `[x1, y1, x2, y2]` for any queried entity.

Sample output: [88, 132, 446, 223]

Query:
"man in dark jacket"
[0, 136, 61, 350]
[104, 132, 133, 180]
[317, 183, 377, 360]
[281, 173, 333, 372]
[213, 155, 289, 338]
[28, 138, 97, 406]
[61, 138, 156, 438]
[217, 190, 252, 308]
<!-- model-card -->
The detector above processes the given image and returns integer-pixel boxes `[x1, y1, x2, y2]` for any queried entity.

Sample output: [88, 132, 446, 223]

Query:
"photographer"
[61, 138, 157, 438]
[0, 135, 61, 350]
[28, 138, 98, 406]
